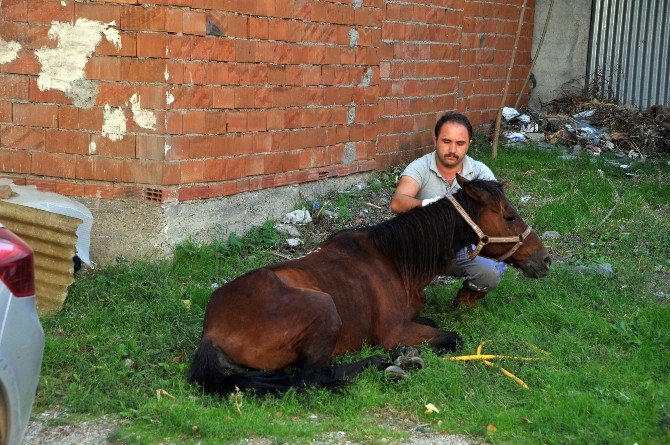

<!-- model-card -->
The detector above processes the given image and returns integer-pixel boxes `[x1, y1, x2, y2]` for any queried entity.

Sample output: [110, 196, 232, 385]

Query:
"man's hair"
[434, 112, 473, 140]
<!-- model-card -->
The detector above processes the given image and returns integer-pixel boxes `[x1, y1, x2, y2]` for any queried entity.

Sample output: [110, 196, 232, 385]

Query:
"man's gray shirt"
[401, 152, 496, 200]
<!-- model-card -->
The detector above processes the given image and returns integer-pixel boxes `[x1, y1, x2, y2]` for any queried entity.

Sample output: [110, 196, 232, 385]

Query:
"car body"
[0, 224, 44, 445]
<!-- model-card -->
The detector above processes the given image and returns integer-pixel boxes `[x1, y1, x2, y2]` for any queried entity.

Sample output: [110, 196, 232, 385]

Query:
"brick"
[227, 14, 248, 38]
[97, 0, 137, 4]
[0, 22, 49, 51]
[166, 111, 183, 134]
[212, 87, 234, 109]
[247, 110, 267, 131]
[226, 111, 247, 133]
[121, 158, 153, 183]
[183, 11, 207, 35]
[58, 106, 104, 131]
[134, 84, 168, 109]
[13, 103, 58, 127]
[120, 6, 167, 31]
[0, 102, 11, 122]
[96, 33, 137, 57]
[161, 162, 180, 185]
[29, 0, 74, 24]
[27, 79, 70, 104]
[0, 148, 31, 173]
[164, 136, 190, 160]
[0, 126, 45, 150]
[136, 135, 165, 160]
[75, 2, 121, 23]
[167, 35, 193, 59]
[94, 84, 132, 108]
[182, 110, 226, 135]
[166, 8, 183, 33]
[234, 40, 255, 63]
[170, 86, 213, 109]
[179, 160, 206, 183]
[32, 151, 76, 178]
[137, 33, 169, 58]
[120, 58, 167, 83]
[45, 129, 90, 154]
[190, 37, 215, 60]
[183, 60, 206, 84]
[234, 87, 255, 109]
[53, 181, 87, 197]
[0, 74, 29, 100]
[90, 134, 136, 158]
[224, 157, 246, 180]
[85, 57, 122, 81]
[1, 0, 27, 21]
[75, 156, 123, 182]
[0, 50, 40, 75]
[211, 133, 251, 157]
[178, 184, 211, 201]
[267, 109, 285, 130]
[201, 156, 228, 181]
[249, 17, 269, 39]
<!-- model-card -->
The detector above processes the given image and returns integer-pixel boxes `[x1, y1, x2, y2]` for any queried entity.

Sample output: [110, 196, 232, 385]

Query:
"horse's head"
[455, 176, 551, 278]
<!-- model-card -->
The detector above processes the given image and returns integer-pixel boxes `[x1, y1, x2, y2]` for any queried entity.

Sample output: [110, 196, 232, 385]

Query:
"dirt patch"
[23, 409, 124, 445]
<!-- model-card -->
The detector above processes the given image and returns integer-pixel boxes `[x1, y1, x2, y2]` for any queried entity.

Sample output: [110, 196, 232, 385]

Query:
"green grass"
[36, 144, 670, 444]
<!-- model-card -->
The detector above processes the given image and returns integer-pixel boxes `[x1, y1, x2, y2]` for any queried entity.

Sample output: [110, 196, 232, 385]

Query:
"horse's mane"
[367, 179, 505, 290]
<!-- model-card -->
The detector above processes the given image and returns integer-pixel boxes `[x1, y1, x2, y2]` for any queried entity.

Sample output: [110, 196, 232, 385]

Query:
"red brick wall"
[458, 1, 534, 123]
[0, 0, 533, 202]
[376, 0, 534, 167]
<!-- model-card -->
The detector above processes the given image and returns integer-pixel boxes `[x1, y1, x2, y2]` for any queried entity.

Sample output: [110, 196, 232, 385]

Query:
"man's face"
[434, 122, 471, 169]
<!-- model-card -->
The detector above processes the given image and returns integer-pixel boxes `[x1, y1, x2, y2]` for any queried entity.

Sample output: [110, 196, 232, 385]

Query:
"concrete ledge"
[80, 173, 372, 265]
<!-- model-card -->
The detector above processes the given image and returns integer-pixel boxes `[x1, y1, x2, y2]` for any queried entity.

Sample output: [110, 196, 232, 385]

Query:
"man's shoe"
[452, 284, 488, 308]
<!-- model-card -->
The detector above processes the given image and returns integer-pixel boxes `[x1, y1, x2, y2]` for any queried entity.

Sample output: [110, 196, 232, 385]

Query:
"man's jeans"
[449, 246, 507, 292]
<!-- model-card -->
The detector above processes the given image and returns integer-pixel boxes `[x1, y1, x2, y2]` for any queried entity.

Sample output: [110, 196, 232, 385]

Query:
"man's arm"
[390, 176, 423, 213]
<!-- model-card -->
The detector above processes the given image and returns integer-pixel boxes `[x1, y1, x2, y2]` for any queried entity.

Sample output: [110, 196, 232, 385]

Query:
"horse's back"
[203, 267, 342, 370]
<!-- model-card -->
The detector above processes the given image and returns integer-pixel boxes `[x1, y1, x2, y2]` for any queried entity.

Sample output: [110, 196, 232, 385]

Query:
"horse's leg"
[294, 321, 390, 386]
[414, 316, 439, 328]
[330, 355, 391, 380]
[383, 323, 462, 354]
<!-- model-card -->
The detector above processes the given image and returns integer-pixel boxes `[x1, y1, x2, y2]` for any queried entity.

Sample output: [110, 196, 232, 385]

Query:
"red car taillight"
[0, 228, 35, 297]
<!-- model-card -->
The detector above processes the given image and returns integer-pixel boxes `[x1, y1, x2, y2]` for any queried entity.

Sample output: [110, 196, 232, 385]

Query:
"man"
[390, 112, 506, 308]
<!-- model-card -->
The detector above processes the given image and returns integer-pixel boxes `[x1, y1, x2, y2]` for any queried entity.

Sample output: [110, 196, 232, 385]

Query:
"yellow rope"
[446, 340, 547, 389]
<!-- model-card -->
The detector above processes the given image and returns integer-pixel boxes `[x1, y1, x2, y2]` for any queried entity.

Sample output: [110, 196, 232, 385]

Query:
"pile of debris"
[492, 93, 670, 159]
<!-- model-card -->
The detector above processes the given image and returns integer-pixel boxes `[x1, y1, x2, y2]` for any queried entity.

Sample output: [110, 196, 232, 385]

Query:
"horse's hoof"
[395, 355, 425, 371]
[369, 354, 393, 370]
[396, 346, 420, 358]
[384, 365, 408, 380]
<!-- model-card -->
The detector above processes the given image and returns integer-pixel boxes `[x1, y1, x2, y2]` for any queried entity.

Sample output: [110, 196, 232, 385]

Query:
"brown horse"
[189, 176, 551, 395]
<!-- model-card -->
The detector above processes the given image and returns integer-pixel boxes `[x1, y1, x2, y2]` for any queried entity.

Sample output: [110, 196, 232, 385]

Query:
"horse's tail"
[188, 339, 302, 396]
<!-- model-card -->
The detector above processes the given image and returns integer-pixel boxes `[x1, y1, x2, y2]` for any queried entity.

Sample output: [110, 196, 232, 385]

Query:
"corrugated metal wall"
[587, 0, 670, 109]
[0, 201, 80, 315]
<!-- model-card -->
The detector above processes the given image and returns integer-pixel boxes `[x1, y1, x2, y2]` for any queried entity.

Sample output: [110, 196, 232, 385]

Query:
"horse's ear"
[455, 174, 469, 188]
[459, 176, 490, 203]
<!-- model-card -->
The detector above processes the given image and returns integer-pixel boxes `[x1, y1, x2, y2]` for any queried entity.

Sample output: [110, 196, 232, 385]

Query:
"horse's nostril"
[544, 256, 552, 267]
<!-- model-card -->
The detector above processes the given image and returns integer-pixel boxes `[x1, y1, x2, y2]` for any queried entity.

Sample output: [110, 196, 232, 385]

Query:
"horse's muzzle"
[521, 248, 551, 278]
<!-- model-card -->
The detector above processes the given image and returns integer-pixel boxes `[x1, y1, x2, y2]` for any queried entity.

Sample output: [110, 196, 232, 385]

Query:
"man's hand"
[421, 196, 441, 207]
[390, 176, 423, 213]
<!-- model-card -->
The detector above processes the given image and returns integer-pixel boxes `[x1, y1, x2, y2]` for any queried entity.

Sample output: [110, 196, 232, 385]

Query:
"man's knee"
[466, 262, 504, 292]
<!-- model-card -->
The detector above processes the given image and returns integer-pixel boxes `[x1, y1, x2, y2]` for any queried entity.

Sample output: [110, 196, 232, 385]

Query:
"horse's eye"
[505, 215, 516, 222]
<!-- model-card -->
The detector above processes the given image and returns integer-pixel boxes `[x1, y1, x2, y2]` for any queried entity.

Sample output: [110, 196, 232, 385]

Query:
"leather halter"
[445, 194, 533, 261]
